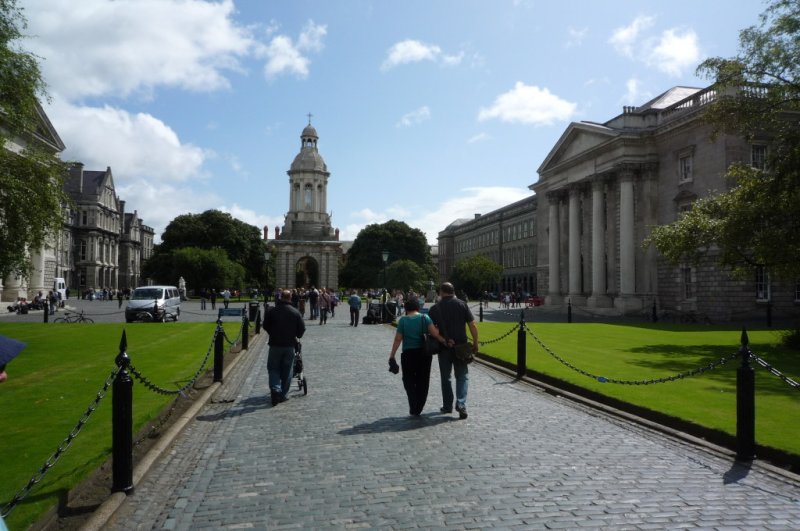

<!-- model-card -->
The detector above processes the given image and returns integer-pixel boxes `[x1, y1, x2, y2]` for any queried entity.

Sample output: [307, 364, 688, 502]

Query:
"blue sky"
[20, 0, 766, 243]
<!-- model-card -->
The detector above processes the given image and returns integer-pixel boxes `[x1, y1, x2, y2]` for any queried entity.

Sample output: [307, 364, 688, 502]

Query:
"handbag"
[421, 315, 441, 355]
[452, 342, 474, 364]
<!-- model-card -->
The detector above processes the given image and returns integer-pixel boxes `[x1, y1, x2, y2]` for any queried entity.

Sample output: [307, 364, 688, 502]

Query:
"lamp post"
[381, 250, 389, 294]
[263, 251, 271, 305]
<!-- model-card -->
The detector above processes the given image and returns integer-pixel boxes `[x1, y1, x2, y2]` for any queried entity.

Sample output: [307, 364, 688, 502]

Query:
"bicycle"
[52, 310, 94, 324]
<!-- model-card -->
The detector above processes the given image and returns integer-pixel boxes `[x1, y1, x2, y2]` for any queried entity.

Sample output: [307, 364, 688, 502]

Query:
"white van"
[125, 285, 181, 322]
[54, 277, 66, 301]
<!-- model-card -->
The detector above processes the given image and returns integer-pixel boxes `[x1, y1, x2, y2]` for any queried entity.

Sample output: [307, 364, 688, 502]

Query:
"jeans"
[350, 307, 360, 326]
[267, 345, 295, 398]
[437, 348, 469, 409]
[401, 348, 432, 415]
[319, 307, 328, 324]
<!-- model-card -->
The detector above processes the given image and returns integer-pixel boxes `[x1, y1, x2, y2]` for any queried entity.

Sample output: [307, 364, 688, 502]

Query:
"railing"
[478, 312, 798, 462]
[0, 313, 256, 519]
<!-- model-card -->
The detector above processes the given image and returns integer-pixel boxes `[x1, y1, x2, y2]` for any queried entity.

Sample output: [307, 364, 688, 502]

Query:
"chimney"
[474, 213, 481, 219]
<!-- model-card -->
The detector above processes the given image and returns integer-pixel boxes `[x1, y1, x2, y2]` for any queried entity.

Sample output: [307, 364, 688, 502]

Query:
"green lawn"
[0, 322, 243, 530]
[477, 321, 800, 456]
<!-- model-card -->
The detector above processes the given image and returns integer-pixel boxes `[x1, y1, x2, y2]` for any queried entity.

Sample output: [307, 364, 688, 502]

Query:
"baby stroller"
[294, 341, 307, 395]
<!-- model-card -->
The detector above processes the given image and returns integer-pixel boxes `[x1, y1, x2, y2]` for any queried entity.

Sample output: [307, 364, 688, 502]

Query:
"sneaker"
[440, 406, 452, 414]
[455, 404, 468, 419]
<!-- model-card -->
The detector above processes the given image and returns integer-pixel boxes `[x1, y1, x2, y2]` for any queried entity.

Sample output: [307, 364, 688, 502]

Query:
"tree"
[0, 0, 70, 281]
[449, 255, 502, 299]
[142, 246, 245, 290]
[646, 0, 800, 281]
[340, 220, 435, 289]
[386, 259, 428, 293]
[147, 209, 266, 286]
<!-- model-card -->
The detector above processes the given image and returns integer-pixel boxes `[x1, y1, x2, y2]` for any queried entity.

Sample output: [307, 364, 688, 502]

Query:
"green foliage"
[386, 259, 428, 293]
[650, 0, 800, 280]
[340, 220, 435, 289]
[143, 246, 245, 290]
[450, 255, 503, 298]
[145, 210, 265, 288]
[0, 0, 71, 280]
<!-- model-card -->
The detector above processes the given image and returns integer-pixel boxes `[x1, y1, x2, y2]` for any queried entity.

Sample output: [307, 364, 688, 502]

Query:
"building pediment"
[537, 122, 618, 176]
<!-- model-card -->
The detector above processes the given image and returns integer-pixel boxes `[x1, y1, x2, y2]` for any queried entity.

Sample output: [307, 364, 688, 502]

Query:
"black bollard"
[736, 328, 756, 461]
[255, 309, 262, 334]
[242, 316, 249, 350]
[214, 320, 224, 383]
[112, 331, 134, 494]
[567, 299, 572, 323]
[652, 300, 658, 323]
[517, 310, 526, 378]
[479, 301, 484, 323]
[43, 304, 48, 323]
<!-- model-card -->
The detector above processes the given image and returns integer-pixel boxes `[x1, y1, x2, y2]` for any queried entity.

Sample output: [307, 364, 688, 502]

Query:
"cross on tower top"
[307, 112, 313, 125]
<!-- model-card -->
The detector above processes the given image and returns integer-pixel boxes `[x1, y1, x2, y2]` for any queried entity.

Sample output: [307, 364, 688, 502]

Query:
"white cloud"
[623, 78, 642, 105]
[48, 100, 206, 182]
[648, 28, 701, 76]
[25, 0, 255, 100]
[262, 21, 327, 80]
[467, 133, 489, 144]
[478, 82, 576, 126]
[381, 39, 463, 71]
[566, 27, 588, 48]
[609, 16, 700, 77]
[396, 106, 431, 128]
[220, 204, 283, 237]
[340, 187, 531, 244]
[609, 15, 655, 58]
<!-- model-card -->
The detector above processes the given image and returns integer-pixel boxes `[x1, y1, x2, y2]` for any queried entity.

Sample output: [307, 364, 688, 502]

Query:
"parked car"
[525, 295, 545, 307]
[126, 285, 181, 322]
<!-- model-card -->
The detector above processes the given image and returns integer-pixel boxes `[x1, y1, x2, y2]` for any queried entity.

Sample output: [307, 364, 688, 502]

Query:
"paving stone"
[107, 319, 800, 529]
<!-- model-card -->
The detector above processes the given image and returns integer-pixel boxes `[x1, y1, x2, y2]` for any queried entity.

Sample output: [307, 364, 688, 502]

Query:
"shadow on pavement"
[338, 413, 457, 435]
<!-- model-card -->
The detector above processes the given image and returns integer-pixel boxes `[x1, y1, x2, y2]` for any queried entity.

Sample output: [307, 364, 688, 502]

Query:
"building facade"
[62, 163, 154, 295]
[533, 85, 797, 320]
[438, 195, 538, 295]
[270, 121, 342, 290]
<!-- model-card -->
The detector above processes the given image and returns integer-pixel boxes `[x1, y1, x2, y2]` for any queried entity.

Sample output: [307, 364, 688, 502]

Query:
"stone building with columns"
[269, 121, 342, 290]
[437, 195, 538, 295]
[533, 85, 798, 321]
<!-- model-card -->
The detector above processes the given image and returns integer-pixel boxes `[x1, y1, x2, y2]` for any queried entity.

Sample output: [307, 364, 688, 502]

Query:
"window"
[82, 211, 88, 225]
[751, 144, 767, 170]
[679, 155, 692, 182]
[682, 266, 694, 299]
[756, 266, 770, 301]
[80, 241, 87, 261]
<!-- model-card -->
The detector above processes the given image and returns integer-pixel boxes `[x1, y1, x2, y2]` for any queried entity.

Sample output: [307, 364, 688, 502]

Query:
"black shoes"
[455, 404, 468, 419]
[440, 406, 452, 414]
[271, 391, 287, 406]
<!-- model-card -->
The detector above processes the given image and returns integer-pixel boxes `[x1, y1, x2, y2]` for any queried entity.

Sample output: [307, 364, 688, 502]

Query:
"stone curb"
[79, 332, 266, 531]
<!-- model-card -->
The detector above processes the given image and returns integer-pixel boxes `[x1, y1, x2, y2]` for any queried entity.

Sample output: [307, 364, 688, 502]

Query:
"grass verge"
[477, 321, 800, 459]
[0, 322, 241, 530]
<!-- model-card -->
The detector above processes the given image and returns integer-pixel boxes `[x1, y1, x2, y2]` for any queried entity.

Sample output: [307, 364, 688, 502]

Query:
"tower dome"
[290, 121, 327, 172]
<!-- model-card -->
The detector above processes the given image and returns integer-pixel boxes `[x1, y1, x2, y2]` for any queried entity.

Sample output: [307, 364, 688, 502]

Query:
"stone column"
[568, 186, 585, 304]
[588, 178, 611, 307]
[546, 193, 563, 305]
[616, 167, 642, 312]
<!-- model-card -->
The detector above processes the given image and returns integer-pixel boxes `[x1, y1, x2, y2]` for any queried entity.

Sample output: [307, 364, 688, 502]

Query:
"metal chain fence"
[129, 327, 219, 396]
[480, 323, 521, 345]
[1, 368, 120, 518]
[752, 354, 800, 391]
[523, 324, 740, 385]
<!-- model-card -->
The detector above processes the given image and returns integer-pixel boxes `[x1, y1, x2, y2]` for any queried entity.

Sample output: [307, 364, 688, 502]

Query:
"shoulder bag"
[420, 314, 441, 355]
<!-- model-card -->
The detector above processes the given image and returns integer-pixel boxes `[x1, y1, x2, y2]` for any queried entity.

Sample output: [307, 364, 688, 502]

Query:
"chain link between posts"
[0, 368, 120, 518]
[129, 326, 219, 395]
[522, 323, 740, 385]
[480, 322, 521, 345]
[752, 354, 800, 391]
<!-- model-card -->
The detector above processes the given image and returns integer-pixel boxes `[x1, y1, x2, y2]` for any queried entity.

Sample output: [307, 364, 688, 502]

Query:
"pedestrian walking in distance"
[264, 290, 306, 406]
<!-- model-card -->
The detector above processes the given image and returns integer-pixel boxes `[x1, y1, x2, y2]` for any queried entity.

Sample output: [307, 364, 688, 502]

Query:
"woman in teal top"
[389, 297, 447, 416]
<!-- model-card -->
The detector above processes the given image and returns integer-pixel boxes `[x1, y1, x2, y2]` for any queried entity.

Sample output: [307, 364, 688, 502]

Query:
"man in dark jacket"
[430, 282, 479, 419]
[264, 290, 306, 405]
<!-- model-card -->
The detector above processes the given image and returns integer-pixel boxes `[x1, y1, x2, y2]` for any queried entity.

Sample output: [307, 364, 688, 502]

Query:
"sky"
[18, 0, 767, 244]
